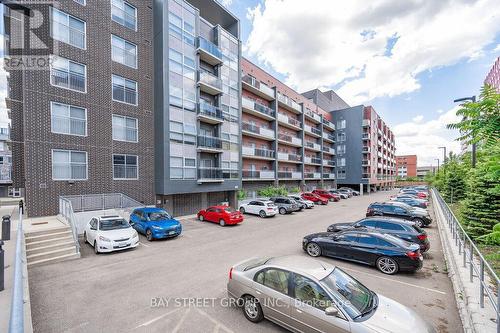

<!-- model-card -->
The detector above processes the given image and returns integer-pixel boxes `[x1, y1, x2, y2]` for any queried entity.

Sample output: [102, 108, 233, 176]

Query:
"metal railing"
[59, 197, 80, 254]
[9, 207, 24, 333]
[197, 37, 222, 60]
[433, 188, 500, 331]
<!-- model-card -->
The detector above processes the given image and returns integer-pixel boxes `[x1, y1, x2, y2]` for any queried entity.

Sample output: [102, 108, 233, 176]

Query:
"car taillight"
[417, 234, 427, 241]
[267, 208, 273, 211]
[229, 267, 233, 280]
[406, 251, 420, 260]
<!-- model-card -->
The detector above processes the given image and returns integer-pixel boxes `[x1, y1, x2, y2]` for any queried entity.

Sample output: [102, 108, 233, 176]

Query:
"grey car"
[227, 255, 435, 333]
[269, 197, 301, 215]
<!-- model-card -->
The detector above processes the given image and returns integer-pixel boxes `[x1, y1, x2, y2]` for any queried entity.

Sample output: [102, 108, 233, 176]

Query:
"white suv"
[239, 200, 278, 218]
[84, 215, 139, 254]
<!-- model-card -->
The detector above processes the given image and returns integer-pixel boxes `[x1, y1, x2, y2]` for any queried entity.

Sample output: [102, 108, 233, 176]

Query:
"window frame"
[112, 154, 139, 180]
[112, 74, 138, 106]
[254, 268, 291, 296]
[50, 101, 87, 137]
[50, 56, 87, 94]
[51, 149, 88, 181]
[111, 0, 137, 31]
[112, 114, 138, 143]
[50, 7, 87, 49]
[111, 34, 138, 69]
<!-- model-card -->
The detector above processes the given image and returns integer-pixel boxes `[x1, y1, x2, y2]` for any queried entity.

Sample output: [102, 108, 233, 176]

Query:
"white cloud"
[412, 115, 424, 123]
[394, 106, 462, 166]
[494, 44, 500, 52]
[436, 109, 444, 114]
[245, 0, 500, 104]
[218, 0, 232, 7]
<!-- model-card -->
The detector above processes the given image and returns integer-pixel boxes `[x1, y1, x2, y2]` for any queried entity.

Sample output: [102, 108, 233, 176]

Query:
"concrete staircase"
[25, 226, 80, 267]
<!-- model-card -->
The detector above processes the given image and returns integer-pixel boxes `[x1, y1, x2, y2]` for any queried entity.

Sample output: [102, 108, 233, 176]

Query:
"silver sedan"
[227, 255, 435, 333]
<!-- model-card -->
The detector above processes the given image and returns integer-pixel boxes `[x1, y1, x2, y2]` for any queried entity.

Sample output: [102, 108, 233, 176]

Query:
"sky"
[222, 0, 500, 166]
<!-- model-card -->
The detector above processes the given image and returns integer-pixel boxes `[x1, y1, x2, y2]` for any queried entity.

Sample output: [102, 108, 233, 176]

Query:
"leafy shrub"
[477, 223, 500, 246]
[237, 189, 247, 200]
[257, 186, 288, 197]
[289, 187, 300, 194]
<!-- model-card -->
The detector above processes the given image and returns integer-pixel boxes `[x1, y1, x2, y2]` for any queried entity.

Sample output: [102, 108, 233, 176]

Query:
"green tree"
[441, 155, 467, 203]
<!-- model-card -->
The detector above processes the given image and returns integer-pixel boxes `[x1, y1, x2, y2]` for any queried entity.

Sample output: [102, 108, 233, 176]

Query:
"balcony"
[278, 113, 302, 130]
[362, 173, 371, 179]
[222, 169, 240, 180]
[305, 110, 321, 123]
[304, 156, 321, 165]
[242, 97, 275, 120]
[362, 119, 370, 127]
[362, 133, 370, 141]
[277, 93, 302, 114]
[242, 170, 275, 180]
[197, 167, 223, 183]
[242, 146, 275, 160]
[305, 141, 321, 151]
[322, 118, 335, 130]
[197, 135, 223, 152]
[322, 146, 335, 155]
[197, 102, 224, 124]
[198, 71, 223, 95]
[278, 152, 302, 163]
[322, 132, 335, 142]
[304, 172, 321, 179]
[278, 133, 302, 147]
[304, 124, 321, 137]
[242, 122, 276, 141]
[362, 159, 371, 166]
[323, 173, 335, 179]
[242, 75, 275, 101]
[196, 37, 222, 65]
[278, 171, 302, 180]
[362, 146, 370, 153]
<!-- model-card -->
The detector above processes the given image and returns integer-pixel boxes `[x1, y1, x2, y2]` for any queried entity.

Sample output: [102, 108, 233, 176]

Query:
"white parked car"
[239, 200, 278, 218]
[288, 195, 314, 209]
[84, 215, 139, 254]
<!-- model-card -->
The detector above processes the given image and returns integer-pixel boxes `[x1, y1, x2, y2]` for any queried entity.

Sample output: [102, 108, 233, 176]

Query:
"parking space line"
[139, 242, 150, 248]
[339, 266, 447, 295]
[134, 308, 182, 329]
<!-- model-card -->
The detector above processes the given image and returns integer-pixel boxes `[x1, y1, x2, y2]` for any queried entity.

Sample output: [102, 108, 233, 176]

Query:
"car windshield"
[224, 207, 235, 213]
[148, 211, 172, 221]
[266, 202, 276, 207]
[321, 268, 373, 318]
[99, 218, 130, 231]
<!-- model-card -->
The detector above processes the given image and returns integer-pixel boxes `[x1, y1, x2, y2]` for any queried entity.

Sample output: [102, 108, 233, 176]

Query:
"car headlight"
[132, 230, 139, 238]
[99, 236, 111, 242]
[151, 225, 162, 230]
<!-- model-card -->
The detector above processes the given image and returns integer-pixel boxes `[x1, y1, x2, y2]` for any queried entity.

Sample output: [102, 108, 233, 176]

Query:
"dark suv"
[269, 197, 301, 215]
[327, 217, 430, 252]
[366, 202, 432, 227]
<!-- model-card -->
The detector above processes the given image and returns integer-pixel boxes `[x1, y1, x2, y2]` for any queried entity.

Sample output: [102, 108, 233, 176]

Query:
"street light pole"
[435, 158, 440, 173]
[439, 146, 447, 166]
[453, 95, 477, 168]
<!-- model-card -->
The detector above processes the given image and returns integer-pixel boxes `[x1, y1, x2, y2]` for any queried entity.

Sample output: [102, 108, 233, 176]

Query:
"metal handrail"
[9, 207, 24, 333]
[59, 197, 80, 254]
[433, 188, 499, 330]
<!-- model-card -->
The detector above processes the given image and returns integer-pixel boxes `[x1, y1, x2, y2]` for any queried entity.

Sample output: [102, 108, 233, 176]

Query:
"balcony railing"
[222, 169, 239, 179]
[242, 146, 275, 159]
[242, 122, 276, 139]
[362, 133, 370, 140]
[197, 37, 222, 60]
[322, 132, 335, 141]
[305, 172, 321, 179]
[198, 167, 223, 180]
[322, 118, 335, 130]
[362, 147, 370, 153]
[323, 173, 335, 179]
[198, 71, 222, 91]
[278, 113, 301, 128]
[277, 93, 301, 112]
[305, 110, 321, 122]
[362, 119, 370, 127]
[305, 141, 321, 151]
[278, 152, 302, 162]
[278, 133, 302, 145]
[197, 135, 222, 149]
[242, 97, 275, 118]
[51, 68, 86, 92]
[242, 170, 275, 179]
[278, 171, 302, 179]
[304, 124, 321, 136]
[362, 173, 371, 179]
[242, 75, 275, 98]
[198, 102, 224, 121]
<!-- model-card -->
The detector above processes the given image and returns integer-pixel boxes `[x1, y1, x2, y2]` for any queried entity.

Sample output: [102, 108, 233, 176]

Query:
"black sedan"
[302, 230, 423, 274]
[326, 217, 430, 252]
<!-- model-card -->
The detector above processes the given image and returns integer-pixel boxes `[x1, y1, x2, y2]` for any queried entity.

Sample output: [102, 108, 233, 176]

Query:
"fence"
[433, 188, 499, 332]
[9, 207, 24, 333]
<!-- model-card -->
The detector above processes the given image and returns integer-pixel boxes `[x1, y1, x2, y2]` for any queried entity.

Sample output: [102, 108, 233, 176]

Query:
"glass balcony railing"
[242, 97, 275, 118]
[278, 113, 301, 128]
[278, 133, 302, 145]
[198, 102, 224, 121]
[278, 171, 302, 179]
[197, 135, 222, 149]
[242, 75, 275, 98]
[198, 167, 223, 180]
[305, 110, 321, 122]
[242, 122, 276, 138]
[242, 170, 275, 179]
[304, 172, 321, 179]
[197, 37, 222, 60]
[322, 118, 335, 129]
[198, 71, 222, 91]
[277, 93, 301, 112]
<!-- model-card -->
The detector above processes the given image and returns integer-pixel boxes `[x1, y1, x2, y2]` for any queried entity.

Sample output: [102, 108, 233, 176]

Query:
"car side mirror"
[325, 306, 339, 317]
[354, 224, 361, 228]
[331, 235, 339, 241]
[90, 226, 96, 231]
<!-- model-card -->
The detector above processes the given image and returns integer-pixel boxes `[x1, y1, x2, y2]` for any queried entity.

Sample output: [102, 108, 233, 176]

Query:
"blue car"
[129, 207, 182, 241]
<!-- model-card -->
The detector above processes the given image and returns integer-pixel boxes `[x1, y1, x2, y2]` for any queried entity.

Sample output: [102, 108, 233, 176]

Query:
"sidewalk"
[0, 205, 17, 333]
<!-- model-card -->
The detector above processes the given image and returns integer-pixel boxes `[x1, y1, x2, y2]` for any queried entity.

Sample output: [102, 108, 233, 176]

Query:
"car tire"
[306, 242, 322, 257]
[198, 215, 204, 222]
[243, 296, 264, 323]
[279, 207, 286, 215]
[259, 210, 266, 218]
[413, 218, 424, 228]
[219, 219, 226, 227]
[376, 256, 399, 275]
[239, 207, 245, 214]
[84, 232, 87, 244]
[94, 241, 99, 255]
[146, 229, 153, 241]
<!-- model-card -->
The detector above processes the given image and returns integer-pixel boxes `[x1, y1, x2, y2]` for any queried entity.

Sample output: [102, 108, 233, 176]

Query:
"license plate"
[169, 231, 176, 235]
[118, 242, 128, 247]
[419, 254, 423, 261]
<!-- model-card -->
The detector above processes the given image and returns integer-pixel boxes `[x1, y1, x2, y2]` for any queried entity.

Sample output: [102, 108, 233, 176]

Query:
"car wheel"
[376, 257, 399, 275]
[146, 229, 153, 241]
[259, 210, 266, 218]
[198, 214, 204, 222]
[306, 242, 321, 257]
[239, 207, 245, 214]
[83, 232, 87, 244]
[279, 207, 286, 215]
[243, 296, 264, 323]
[219, 219, 226, 227]
[94, 241, 99, 255]
[413, 218, 424, 228]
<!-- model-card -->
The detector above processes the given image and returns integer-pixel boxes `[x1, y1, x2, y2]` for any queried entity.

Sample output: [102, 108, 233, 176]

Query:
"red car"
[197, 206, 243, 226]
[312, 189, 340, 202]
[301, 192, 328, 205]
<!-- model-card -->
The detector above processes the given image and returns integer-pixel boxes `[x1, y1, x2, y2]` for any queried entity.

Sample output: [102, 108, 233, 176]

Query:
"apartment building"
[5, 0, 155, 216]
[303, 90, 396, 193]
[396, 155, 417, 179]
[485, 56, 500, 92]
[0, 122, 13, 197]
[153, 0, 242, 216]
[241, 58, 336, 196]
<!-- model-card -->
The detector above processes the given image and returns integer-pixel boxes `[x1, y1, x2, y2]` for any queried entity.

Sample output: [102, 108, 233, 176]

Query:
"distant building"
[485, 57, 500, 92]
[0, 122, 12, 197]
[396, 155, 417, 179]
[417, 165, 438, 180]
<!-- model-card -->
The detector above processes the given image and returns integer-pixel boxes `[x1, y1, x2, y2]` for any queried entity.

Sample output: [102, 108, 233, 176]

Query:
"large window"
[112, 115, 138, 142]
[113, 154, 138, 179]
[336, 119, 346, 129]
[51, 7, 86, 49]
[50, 56, 86, 93]
[112, 74, 137, 105]
[51, 102, 86, 136]
[111, 35, 137, 68]
[111, 0, 137, 30]
[170, 157, 196, 180]
[52, 150, 88, 180]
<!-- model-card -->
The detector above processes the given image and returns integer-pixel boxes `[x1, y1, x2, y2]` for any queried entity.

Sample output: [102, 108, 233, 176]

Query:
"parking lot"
[29, 189, 462, 333]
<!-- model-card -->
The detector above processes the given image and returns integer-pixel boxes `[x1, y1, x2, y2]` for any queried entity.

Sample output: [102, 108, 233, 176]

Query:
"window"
[336, 233, 357, 243]
[50, 56, 86, 92]
[357, 234, 379, 246]
[51, 7, 86, 49]
[255, 269, 290, 294]
[378, 221, 405, 231]
[170, 157, 183, 179]
[113, 154, 138, 179]
[377, 238, 396, 248]
[293, 274, 333, 310]
[52, 150, 87, 180]
[336, 119, 346, 129]
[112, 35, 137, 68]
[51, 102, 86, 136]
[73, 0, 85, 5]
[184, 158, 196, 179]
[111, 0, 137, 30]
[337, 132, 346, 142]
[337, 144, 346, 155]
[112, 115, 138, 142]
[358, 219, 377, 228]
[337, 158, 346, 167]
[112, 75, 137, 105]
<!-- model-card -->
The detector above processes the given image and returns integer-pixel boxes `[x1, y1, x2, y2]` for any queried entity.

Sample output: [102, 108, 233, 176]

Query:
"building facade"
[485, 56, 500, 92]
[417, 165, 438, 180]
[303, 90, 396, 193]
[0, 122, 12, 197]
[241, 58, 336, 196]
[5, 0, 155, 216]
[395, 155, 417, 179]
[153, 0, 242, 216]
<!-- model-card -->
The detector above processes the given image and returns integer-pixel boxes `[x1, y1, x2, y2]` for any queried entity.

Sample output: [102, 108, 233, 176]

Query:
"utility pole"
[435, 158, 440, 173]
